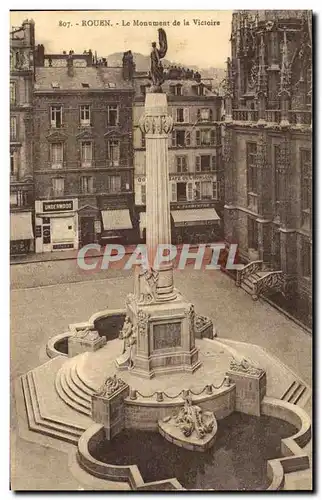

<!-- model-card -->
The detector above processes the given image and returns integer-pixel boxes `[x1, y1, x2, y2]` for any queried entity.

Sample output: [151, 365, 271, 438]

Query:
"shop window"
[107, 139, 120, 166]
[108, 175, 121, 193]
[51, 142, 63, 169]
[52, 177, 64, 197]
[80, 175, 94, 194]
[50, 106, 63, 128]
[176, 156, 188, 173]
[81, 141, 92, 167]
[107, 105, 118, 126]
[80, 105, 91, 126]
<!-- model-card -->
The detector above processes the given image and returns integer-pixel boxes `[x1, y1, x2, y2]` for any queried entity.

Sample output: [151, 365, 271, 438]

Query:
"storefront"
[35, 199, 78, 253]
[100, 208, 133, 245]
[10, 211, 34, 255]
[139, 205, 221, 244]
[78, 204, 101, 247]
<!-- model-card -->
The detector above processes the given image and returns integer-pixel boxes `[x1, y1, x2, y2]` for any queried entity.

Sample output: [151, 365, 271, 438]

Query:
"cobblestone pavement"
[10, 262, 312, 490]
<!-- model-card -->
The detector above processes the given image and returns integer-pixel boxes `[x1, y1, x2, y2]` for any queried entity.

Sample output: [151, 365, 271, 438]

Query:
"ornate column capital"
[139, 113, 173, 135]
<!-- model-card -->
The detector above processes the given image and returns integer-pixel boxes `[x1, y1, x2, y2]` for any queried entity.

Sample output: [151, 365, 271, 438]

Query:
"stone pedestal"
[68, 328, 106, 358]
[123, 293, 201, 379]
[227, 364, 266, 417]
[91, 376, 129, 440]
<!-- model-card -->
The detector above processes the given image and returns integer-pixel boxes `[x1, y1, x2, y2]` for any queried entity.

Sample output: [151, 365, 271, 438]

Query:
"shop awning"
[10, 212, 34, 241]
[101, 209, 132, 231]
[171, 208, 220, 227]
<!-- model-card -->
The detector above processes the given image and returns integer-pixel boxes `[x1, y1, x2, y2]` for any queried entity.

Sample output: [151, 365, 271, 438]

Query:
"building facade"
[33, 47, 135, 252]
[223, 10, 312, 324]
[10, 19, 35, 255]
[133, 69, 224, 245]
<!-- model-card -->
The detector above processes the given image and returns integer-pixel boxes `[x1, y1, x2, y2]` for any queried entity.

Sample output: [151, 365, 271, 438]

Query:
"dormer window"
[107, 83, 116, 88]
[51, 82, 60, 89]
[194, 84, 205, 96]
[170, 84, 182, 96]
[81, 82, 90, 88]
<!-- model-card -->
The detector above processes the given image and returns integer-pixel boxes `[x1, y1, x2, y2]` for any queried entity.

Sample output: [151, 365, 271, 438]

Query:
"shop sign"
[53, 243, 74, 250]
[171, 202, 216, 210]
[43, 200, 73, 212]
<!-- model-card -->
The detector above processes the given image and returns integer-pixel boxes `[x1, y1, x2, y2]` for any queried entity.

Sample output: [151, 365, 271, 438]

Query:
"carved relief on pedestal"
[73, 327, 100, 342]
[137, 309, 150, 337]
[96, 374, 126, 397]
[229, 356, 264, 377]
[139, 114, 173, 135]
[136, 268, 160, 304]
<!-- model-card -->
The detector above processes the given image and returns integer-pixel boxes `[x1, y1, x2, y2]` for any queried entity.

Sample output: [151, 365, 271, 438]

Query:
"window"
[10, 190, 30, 208]
[80, 176, 94, 194]
[302, 240, 311, 278]
[176, 108, 184, 123]
[196, 155, 211, 172]
[177, 182, 187, 202]
[212, 181, 218, 200]
[195, 85, 205, 96]
[81, 83, 90, 88]
[107, 139, 120, 166]
[51, 143, 63, 168]
[247, 142, 257, 194]
[301, 149, 311, 228]
[50, 106, 62, 128]
[140, 85, 147, 96]
[141, 131, 146, 149]
[107, 105, 118, 126]
[172, 130, 190, 148]
[81, 141, 92, 166]
[200, 181, 212, 200]
[52, 177, 64, 197]
[10, 82, 16, 105]
[198, 108, 213, 122]
[141, 184, 146, 205]
[170, 85, 182, 96]
[51, 82, 60, 89]
[248, 217, 258, 250]
[80, 105, 91, 126]
[187, 182, 193, 201]
[176, 156, 188, 173]
[108, 175, 121, 193]
[10, 151, 15, 176]
[171, 183, 177, 202]
[10, 116, 17, 141]
[196, 129, 216, 146]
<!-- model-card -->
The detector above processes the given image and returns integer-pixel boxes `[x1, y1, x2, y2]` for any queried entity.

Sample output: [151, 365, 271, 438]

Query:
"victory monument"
[15, 29, 312, 491]
[117, 29, 201, 378]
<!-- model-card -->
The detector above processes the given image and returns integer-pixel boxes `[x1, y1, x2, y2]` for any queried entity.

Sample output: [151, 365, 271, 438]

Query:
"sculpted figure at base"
[174, 394, 216, 439]
[96, 374, 126, 397]
[119, 316, 137, 368]
[150, 28, 168, 92]
[137, 268, 159, 304]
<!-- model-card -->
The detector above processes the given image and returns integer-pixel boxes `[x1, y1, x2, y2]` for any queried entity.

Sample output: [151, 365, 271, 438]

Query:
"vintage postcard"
[10, 9, 312, 491]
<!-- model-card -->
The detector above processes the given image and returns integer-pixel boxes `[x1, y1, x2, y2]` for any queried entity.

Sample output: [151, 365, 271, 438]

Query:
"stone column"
[139, 93, 175, 300]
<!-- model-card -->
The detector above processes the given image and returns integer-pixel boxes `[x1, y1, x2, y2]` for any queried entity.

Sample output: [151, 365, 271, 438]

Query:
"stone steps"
[21, 371, 85, 444]
[281, 381, 308, 406]
[55, 360, 92, 417]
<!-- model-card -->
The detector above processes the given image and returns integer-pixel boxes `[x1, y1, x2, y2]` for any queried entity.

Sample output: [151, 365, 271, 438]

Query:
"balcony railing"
[232, 109, 259, 122]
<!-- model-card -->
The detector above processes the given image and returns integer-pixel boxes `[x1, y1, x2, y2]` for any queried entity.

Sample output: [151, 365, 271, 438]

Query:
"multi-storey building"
[223, 10, 312, 324]
[10, 19, 35, 255]
[133, 68, 224, 244]
[33, 46, 135, 252]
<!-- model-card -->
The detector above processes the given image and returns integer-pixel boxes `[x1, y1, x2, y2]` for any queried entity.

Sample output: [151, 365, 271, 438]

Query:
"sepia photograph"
[10, 9, 312, 491]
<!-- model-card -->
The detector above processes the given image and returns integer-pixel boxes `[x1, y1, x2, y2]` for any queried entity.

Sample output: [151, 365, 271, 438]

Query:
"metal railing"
[236, 260, 263, 286]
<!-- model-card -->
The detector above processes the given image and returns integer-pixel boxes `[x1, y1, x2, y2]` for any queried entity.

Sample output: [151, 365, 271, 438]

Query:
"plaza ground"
[10, 260, 312, 490]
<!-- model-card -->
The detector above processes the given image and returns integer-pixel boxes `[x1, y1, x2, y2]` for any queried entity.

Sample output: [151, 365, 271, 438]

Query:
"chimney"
[67, 51, 74, 77]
